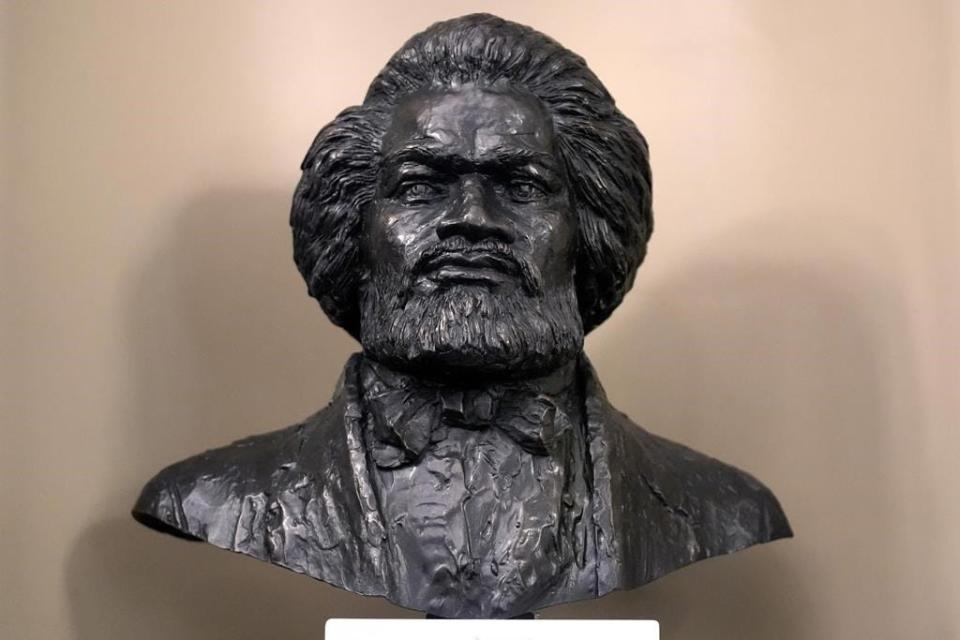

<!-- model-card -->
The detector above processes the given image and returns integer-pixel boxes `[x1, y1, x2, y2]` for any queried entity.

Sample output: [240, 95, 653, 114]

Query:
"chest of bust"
[372, 425, 594, 617]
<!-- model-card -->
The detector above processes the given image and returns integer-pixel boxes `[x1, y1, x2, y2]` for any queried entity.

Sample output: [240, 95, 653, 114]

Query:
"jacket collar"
[321, 352, 621, 595]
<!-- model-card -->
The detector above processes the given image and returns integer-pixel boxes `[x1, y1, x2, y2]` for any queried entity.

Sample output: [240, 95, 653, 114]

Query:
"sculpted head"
[291, 14, 653, 378]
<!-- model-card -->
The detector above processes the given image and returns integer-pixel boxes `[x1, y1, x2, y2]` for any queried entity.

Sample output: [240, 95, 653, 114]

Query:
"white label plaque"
[325, 618, 659, 640]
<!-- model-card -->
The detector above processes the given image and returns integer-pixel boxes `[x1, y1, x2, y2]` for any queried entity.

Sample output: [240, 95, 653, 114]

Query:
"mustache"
[412, 238, 543, 295]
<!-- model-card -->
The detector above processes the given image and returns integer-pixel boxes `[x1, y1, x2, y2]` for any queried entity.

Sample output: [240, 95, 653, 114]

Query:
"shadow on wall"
[560, 217, 926, 638]
[65, 190, 412, 640]
[65, 193, 922, 638]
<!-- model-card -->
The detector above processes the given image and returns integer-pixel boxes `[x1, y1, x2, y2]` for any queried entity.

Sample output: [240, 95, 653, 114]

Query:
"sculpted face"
[360, 85, 585, 378]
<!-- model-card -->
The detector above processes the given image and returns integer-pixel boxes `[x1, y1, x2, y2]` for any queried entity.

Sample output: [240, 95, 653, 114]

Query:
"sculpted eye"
[507, 179, 547, 202]
[397, 180, 446, 204]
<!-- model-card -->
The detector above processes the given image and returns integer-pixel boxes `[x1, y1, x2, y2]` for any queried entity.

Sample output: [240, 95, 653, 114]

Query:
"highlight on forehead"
[382, 85, 555, 152]
[411, 85, 551, 129]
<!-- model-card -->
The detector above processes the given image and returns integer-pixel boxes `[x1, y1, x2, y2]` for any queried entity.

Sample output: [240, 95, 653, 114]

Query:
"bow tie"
[359, 359, 577, 469]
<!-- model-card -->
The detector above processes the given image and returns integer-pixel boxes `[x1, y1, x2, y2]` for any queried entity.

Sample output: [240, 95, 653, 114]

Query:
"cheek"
[528, 208, 578, 274]
[364, 206, 437, 268]
[361, 208, 398, 270]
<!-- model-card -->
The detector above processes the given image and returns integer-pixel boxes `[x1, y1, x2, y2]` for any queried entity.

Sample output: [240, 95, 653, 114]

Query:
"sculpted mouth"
[419, 251, 521, 284]
[423, 252, 519, 274]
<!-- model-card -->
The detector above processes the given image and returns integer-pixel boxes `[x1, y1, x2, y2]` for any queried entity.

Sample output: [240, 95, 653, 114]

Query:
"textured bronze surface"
[133, 13, 792, 618]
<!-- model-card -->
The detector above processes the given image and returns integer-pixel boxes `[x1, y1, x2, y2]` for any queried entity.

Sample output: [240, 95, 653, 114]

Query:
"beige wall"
[3, 1, 958, 638]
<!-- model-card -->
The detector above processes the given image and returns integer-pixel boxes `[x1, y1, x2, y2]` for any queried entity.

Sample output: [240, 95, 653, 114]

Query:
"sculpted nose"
[437, 178, 516, 244]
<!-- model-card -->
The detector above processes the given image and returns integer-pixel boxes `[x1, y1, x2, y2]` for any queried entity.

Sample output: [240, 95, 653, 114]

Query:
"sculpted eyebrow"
[382, 146, 560, 176]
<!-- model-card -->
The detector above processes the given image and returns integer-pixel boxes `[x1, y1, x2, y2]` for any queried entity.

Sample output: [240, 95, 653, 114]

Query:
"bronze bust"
[133, 13, 791, 618]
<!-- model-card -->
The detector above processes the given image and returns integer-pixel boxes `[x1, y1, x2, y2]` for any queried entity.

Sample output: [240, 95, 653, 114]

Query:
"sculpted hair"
[291, 13, 653, 339]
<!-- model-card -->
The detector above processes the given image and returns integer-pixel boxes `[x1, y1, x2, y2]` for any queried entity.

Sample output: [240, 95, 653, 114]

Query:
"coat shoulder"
[636, 423, 793, 549]
[596, 405, 793, 588]
[131, 406, 334, 548]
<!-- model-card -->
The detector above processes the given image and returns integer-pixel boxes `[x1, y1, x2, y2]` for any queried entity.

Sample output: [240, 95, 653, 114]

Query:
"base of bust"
[325, 618, 659, 640]
[426, 612, 536, 619]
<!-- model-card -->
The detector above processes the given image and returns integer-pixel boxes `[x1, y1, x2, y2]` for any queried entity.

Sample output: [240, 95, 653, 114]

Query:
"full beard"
[359, 268, 584, 381]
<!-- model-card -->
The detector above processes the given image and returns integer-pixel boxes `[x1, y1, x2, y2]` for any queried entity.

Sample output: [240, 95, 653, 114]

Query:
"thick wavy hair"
[291, 13, 653, 340]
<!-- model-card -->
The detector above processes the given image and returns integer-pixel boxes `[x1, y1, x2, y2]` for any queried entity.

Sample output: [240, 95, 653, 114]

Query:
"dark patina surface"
[134, 13, 792, 618]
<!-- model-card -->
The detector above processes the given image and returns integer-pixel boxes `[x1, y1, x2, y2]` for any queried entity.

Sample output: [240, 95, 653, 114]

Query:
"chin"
[359, 282, 584, 382]
[376, 341, 578, 382]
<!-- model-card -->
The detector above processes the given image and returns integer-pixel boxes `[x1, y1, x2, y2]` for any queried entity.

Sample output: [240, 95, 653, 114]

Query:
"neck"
[358, 351, 585, 465]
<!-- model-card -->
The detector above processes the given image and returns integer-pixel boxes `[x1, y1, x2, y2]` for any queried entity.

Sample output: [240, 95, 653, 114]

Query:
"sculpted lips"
[419, 250, 521, 284]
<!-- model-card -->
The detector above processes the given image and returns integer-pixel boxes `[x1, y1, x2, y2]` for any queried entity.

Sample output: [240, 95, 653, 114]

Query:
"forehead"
[381, 85, 556, 158]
